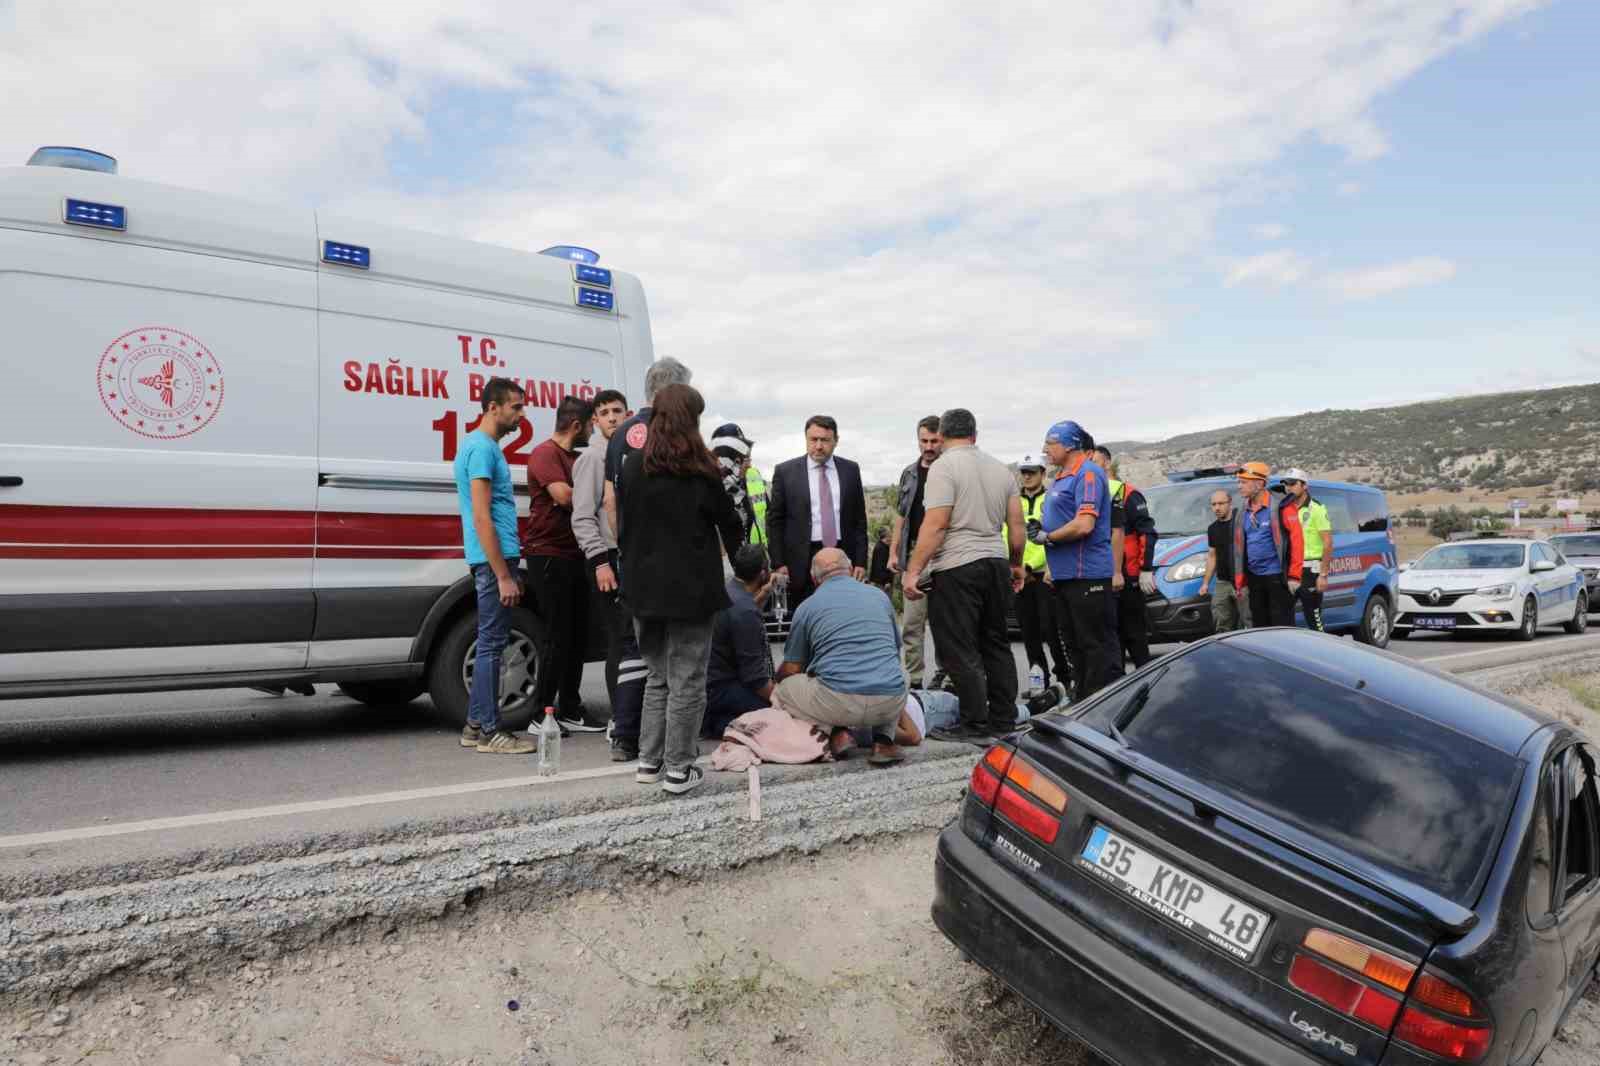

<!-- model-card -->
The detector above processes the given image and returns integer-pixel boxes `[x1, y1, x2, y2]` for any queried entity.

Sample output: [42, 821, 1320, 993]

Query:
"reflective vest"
[1109, 479, 1148, 580]
[746, 466, 768, 547]
[1019, 490, 1048, 573]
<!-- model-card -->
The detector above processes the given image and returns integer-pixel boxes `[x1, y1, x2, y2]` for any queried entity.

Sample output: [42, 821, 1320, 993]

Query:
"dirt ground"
[4, 825, 1597, 1066]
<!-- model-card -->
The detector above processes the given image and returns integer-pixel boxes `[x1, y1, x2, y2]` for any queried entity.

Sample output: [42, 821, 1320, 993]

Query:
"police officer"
[1032, 421, 1116, 700]
[746, 462, 769, 548]
[1280, 468, 1331, 631]
[1094, 446, 1158, 669]
[1017, 455, 1071, 689]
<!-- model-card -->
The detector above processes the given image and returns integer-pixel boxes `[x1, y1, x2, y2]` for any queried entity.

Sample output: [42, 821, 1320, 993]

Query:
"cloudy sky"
[4, 0, 1595, 482]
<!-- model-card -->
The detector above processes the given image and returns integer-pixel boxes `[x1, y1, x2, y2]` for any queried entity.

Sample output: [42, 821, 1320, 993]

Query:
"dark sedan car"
[934, 628, 1600, 1066]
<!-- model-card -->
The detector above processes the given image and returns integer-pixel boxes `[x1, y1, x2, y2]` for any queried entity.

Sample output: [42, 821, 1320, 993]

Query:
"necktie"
[817, 463, 838, 548]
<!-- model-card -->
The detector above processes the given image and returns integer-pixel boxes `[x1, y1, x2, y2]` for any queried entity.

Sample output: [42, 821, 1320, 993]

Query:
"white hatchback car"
[1395, 537, 1588, 641]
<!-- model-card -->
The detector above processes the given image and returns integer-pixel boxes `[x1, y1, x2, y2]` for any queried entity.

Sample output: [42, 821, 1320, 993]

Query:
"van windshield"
[1141, 483, 1239, 537]
[1088, 643, 1520, 903]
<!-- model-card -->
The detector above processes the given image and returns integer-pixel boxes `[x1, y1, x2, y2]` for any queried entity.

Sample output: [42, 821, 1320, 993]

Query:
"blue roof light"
[30, 147, 118, 174]
[63, 199, 126, 231]
[322, 240, 370, 269]
[575, 286, 615, 312]
[574, 264, 612, 288]
[540, 245, 600, 265]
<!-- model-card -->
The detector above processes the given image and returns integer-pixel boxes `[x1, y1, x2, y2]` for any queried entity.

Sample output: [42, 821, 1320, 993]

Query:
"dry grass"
[931, 974, 1103, 1066]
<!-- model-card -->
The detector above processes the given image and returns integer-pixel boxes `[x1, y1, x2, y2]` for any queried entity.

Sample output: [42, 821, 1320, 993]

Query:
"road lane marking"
[0, 761, 652, 850]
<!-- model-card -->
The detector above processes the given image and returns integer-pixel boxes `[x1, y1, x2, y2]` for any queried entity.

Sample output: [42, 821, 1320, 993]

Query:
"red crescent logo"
[626, 422, 648, 449]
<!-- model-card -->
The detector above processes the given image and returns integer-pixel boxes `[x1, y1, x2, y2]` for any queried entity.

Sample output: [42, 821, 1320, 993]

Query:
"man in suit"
[767, 415, 868, 609]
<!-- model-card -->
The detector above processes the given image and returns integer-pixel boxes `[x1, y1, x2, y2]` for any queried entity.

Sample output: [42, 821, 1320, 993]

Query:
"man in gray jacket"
[889, 415, 942, 687]
[571, 388, 643, 760]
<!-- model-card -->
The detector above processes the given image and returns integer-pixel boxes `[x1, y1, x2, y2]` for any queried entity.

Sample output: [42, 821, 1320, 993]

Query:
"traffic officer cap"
[1279, 467, 1310, 484]
[1044, 420, 1090, 450]
[1018, 454, 1045, 471]
[710, 423, 754, 457]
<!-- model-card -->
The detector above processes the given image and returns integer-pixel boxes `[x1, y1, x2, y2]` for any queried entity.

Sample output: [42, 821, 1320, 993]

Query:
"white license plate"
[1079, 824, 1271, 962]
[1415, 616, 1456, 629]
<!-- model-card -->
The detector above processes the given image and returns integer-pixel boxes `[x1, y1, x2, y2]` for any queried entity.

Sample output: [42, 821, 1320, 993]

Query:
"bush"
[1428, 506, 1474, 540]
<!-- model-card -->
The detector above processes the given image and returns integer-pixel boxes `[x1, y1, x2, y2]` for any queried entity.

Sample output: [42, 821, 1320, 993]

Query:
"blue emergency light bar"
[322, 240, 371, 269]
[574, 264, 612, 288]
[540, 245, 600, 265]
[575, 286, 615, 312]
[63, 199, 126, 230]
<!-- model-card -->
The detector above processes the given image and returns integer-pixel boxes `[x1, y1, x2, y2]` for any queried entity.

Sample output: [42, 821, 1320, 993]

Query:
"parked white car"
[1395, 537, 1587, 641]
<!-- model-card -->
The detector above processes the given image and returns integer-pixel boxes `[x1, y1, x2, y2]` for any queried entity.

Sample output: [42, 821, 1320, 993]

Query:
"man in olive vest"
[1017, 455, 1071, 688]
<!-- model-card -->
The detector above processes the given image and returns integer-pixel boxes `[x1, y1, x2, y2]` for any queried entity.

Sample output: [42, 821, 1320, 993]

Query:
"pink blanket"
[709, 707, 833, 772]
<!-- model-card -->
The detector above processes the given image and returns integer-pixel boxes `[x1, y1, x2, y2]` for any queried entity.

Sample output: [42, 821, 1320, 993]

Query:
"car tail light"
[980, 752, 1066, 845]
[1288, 954, 1401, 1029]
[1293, 928, 1492, 1061]
[968, 746, 1011, 808]
[1394, 1006, 1493, 1062]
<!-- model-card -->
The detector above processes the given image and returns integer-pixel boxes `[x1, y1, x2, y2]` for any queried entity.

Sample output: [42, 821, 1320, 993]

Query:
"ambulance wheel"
[337, 680, 424, 707]
[427, 607, 543, 726]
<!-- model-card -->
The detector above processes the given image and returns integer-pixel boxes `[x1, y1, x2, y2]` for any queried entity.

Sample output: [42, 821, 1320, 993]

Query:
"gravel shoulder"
[4, 828, 1596, 1066]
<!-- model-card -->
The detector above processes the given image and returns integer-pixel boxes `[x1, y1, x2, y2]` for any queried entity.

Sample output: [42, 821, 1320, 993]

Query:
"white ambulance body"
[0, 151, 651, 720]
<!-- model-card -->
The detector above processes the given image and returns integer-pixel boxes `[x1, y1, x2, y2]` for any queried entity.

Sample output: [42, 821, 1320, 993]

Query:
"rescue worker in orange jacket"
[1231, 461, 1303, 628]
[1094, 446, 1158, 669]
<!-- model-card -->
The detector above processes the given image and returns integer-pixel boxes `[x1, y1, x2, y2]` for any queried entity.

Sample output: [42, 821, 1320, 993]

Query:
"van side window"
[1348, 489, 1389, 533]
[1527, 764, 1556, 922]
[1558, 747, 1600, 905]
[1315, 488, 1357, 534]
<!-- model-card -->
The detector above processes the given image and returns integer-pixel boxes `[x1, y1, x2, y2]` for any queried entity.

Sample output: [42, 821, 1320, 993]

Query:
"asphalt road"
[4, 630, 1600, 877]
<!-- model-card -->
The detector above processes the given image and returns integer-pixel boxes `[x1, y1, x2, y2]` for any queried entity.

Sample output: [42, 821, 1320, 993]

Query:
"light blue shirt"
[783, 576, 904, 696]
[454, 430, 519, 566]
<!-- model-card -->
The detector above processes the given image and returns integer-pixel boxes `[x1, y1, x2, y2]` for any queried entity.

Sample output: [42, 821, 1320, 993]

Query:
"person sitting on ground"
[704, 544, 777, 738]
[772, 547, 906, 766]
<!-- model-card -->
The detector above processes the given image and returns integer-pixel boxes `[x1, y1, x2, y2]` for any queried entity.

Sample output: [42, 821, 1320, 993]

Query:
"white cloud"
[0, 0, 1542, 480]
[1325, 257, 1458, 300]
[1225, 250, 1311, 288]
[1253, 223, 1289, 240]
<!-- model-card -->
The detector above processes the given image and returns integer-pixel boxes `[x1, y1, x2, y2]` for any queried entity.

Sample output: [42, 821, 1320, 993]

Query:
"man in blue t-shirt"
[452, 377, 536, 755]
[772, 548, 907, 765]
[1031, 419, 1117, 701]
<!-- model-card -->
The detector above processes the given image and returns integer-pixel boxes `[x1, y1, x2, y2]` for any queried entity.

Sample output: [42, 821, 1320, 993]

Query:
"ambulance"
[0, 147, 651, 723]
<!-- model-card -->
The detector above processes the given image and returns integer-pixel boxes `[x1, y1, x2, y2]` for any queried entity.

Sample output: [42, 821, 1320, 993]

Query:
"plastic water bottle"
[537, 706, 561, 776]
[772, 573, 789, 624]
[1028, 665, 1046, 693]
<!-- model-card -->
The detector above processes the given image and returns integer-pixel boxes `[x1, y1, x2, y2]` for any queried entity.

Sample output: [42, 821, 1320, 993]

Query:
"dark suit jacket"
[766, 455, 868, 583]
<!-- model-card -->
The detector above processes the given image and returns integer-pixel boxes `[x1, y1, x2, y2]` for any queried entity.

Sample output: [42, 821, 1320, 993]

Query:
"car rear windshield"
[1095, 645, 1521, 903]
[1551, 536, 1600, 557]
[1414, 544, 1525, 570]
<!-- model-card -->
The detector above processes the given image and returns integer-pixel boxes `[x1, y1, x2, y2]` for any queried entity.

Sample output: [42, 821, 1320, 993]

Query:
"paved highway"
[4, 631, 1599, 878]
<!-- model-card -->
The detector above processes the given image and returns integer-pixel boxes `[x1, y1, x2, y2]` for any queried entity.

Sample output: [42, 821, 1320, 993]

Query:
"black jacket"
[766, 455, 868, 583]
[869, 539, 892, 584]
[618, 453, 745, 621]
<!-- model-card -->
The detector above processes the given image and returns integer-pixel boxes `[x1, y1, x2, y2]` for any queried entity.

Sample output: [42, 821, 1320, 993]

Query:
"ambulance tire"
[427, 605, 544, 726]
[336, 680, 425, 707]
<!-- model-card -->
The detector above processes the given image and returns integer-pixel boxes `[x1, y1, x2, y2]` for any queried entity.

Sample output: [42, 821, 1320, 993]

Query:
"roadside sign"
[1509, 499, 1528, 510]
[1557, 497, 1581, 513]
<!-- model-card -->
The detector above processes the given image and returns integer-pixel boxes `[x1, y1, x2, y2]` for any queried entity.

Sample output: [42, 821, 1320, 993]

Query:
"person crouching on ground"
[616, 383, 745, 796]
[773, 548, 906, 766]
[704, 543, 777, 738]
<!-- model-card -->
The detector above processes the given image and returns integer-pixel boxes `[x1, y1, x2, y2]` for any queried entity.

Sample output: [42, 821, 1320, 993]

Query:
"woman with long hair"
[617, 383, 744, 795]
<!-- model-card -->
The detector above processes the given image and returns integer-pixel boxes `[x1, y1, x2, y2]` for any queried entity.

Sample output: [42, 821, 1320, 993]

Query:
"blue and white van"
[1139, 469, 1399, 647]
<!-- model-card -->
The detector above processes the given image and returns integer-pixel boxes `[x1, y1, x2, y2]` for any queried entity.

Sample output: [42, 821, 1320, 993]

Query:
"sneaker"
[460, 724, 484, 748]
[636, 761, 663, 784]
[662, 765, 704, 795]
[927, 723, 994, 746]
[555, 708, 606, 733]
[475, 731, 536, 754]
[610, 741, 639, 763]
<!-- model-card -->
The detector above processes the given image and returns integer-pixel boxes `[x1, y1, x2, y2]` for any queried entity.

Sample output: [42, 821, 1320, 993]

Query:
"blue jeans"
[469, 560, 518, 735]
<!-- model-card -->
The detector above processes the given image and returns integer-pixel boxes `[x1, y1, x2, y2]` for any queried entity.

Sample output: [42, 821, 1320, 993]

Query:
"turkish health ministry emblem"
[97, 328, 224, 438]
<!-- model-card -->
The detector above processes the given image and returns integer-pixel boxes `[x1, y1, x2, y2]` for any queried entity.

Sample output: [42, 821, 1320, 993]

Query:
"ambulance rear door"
[0, 165, 318, 687]
[312, 215, 628, 667]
